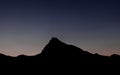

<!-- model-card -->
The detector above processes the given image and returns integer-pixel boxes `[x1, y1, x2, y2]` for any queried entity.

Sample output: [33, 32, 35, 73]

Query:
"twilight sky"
[0, 0, 120, 56]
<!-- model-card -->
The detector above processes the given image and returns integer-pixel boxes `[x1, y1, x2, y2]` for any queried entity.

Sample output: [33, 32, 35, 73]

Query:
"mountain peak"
[48, 37, 66, 46]
[50, 37, 60, 42]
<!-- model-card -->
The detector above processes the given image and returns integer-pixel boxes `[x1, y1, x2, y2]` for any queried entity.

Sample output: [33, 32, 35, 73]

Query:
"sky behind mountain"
[0, 0, 120, 56]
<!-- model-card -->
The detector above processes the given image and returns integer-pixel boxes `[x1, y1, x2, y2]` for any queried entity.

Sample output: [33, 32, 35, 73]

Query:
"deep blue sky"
[0, 0, 120, 56]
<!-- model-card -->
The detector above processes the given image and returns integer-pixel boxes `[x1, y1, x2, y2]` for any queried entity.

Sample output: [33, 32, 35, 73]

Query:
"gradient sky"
[0, 0, 120, 56]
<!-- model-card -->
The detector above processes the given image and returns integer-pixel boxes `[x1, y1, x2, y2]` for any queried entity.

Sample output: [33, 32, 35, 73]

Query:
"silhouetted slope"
[41, 37, 91, 57]
[40, 37, 110, 66]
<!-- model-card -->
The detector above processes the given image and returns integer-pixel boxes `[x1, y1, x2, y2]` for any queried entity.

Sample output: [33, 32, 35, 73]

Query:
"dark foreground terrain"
[0, 37, 120, 74]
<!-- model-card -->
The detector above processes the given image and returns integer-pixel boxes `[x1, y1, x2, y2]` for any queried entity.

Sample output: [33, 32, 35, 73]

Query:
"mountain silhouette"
[40, 38, 113, 68]
[0, 37, 119, 74]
